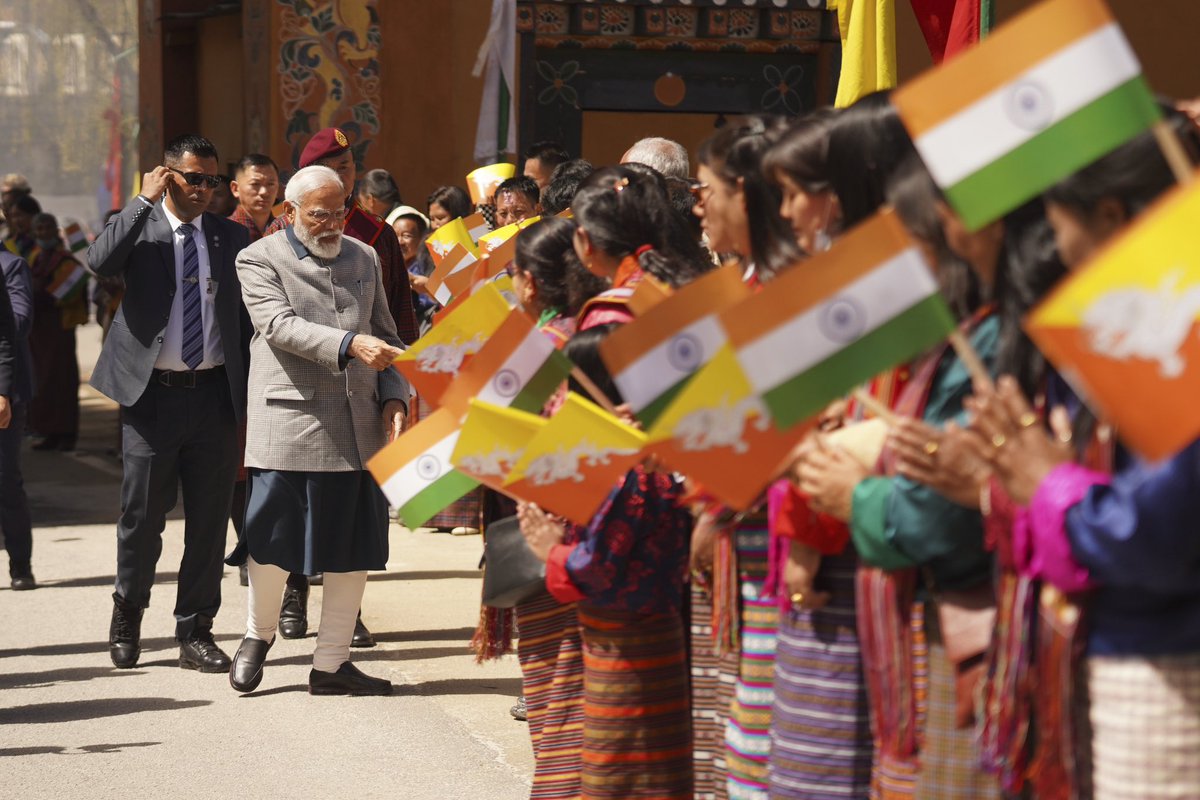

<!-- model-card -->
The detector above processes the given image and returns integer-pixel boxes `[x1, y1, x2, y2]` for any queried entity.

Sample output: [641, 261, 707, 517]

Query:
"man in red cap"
[266, 127, 418, 646]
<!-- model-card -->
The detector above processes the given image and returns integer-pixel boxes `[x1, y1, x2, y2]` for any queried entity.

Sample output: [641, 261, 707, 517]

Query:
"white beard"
[295, 223, 343, 259]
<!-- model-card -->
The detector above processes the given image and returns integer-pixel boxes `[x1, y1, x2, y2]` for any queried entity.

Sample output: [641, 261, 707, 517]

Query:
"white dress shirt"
[155, 205, 224, 371]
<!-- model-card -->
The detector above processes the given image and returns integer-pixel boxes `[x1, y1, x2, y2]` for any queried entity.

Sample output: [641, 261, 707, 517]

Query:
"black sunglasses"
[168, 166, 222, 189]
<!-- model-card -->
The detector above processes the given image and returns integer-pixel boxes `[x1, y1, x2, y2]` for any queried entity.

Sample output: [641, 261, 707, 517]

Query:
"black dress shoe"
[179, 631, 233, 673]
[109, 593, 144, 669]
[229, 636, 272, 693]
[351, 611, 375, 648]
[278, 584, 309, 639]
[9, 560, 35, 591]
[308, 662, 392, 696]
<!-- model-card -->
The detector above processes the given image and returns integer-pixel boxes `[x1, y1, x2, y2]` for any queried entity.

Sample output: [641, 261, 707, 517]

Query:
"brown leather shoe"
[308, 662, 392, 696]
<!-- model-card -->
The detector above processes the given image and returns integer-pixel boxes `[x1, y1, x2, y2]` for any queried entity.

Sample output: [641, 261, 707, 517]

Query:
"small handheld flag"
[451, 400, 547, 492]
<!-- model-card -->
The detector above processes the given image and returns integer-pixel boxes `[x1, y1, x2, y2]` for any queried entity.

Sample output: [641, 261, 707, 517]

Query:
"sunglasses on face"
[168, 166, 223, 189]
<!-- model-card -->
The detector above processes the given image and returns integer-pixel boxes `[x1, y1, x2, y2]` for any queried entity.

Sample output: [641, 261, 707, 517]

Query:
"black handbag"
[480, 515, 547, 609]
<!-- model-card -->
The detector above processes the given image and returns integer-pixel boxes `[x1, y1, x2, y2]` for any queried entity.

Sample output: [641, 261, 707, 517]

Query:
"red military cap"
[299, 127, 351, 168]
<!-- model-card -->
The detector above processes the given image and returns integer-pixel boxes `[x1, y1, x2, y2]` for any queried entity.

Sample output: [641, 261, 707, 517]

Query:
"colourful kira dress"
[515, 311, 587, 800]
[545, 468, 694, 800]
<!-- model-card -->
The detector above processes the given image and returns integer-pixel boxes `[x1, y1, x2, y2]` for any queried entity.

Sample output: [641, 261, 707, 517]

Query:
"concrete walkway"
[0, 324, 533, 799]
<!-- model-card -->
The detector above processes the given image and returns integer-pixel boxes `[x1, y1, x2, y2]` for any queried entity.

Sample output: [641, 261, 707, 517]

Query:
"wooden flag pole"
[851, 389, 901, 427]
[948, 330, 994, 391]
[1152, 118, 1196, 186]
[570, 366, 620, 415]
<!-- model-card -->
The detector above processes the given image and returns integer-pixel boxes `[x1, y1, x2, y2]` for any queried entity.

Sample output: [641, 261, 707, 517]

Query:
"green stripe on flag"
[947, 76, 1159, 231]
[763, 294, 956, 430]
[636, 378, 689, 430]
[397, 471, 480, 529]
[509, 351, 573, 414]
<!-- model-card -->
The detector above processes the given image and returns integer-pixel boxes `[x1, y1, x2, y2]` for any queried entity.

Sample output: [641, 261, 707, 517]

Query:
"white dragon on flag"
[415, 334, 486, 374]
[457, 447, 522, 478]
[524, 440, 640, 487]
[672, 394, 771, 454]
[1082, 270, 1200, 379]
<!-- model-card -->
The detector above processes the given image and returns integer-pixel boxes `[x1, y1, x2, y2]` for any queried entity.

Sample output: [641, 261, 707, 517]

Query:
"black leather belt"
[152, 366, 225, 388]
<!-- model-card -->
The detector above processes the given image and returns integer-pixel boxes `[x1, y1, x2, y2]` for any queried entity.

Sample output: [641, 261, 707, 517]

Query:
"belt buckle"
[157, 370, 172, 387]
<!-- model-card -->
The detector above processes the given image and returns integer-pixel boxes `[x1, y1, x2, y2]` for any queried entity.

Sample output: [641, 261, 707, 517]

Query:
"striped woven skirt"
[577, 605, 693, 799]
[769, 549, 872, 799]
[914, 608, 1000, 800]
[1088, 652, 1200, 800]
[516, 591, 586, 799]
[691, 581, 739, 800]
[726, 523, 779, 800]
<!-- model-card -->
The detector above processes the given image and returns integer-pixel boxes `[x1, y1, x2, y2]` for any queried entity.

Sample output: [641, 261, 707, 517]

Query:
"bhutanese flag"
[63, 222, 88, 253]
[48, 259, 88, 301]
[646, 343, 810, 510]
[427, 243, 479, 306]
[503, 392, 646, 525]
[463, 212, 490, 243]
[466, 163, 515, 206]
[1026, 177, 1200, 461]
[394, 282, 512, 406]
[438, 308, 574, 417]
[451, 399, 547, 492]
[893, 0, 1159, 232]
[425, 217, 478, 266]
[600, 264, 750, 427]
[723, 211, 954, 430]
[368, 408, 479, 529]
[477, 217, 540, 282]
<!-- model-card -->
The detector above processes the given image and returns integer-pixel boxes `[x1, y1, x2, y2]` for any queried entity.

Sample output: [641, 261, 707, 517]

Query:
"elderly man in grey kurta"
[226, 165, 407, 696]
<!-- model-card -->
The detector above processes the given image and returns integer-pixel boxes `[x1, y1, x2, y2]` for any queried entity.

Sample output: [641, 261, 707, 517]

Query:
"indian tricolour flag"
[893, 0, 1160, 231]
[1026, 179, 1200, 461]
[368, 407, 480, 529]
[600, 264, 750, 427]
[49, 261, 88, 301]
[63, 222, 88, 253]
[439, 309, 574, 417]
[724, 210, 956, 430]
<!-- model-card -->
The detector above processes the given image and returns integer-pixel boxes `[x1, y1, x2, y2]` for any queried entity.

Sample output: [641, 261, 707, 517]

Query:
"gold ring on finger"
[992, 433, 1007, 449]
[1019, 412, 1039, 428]
[923, 440, 939, 456]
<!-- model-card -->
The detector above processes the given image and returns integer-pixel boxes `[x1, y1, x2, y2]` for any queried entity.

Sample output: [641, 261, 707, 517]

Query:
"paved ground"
[0, 324, 533, 799]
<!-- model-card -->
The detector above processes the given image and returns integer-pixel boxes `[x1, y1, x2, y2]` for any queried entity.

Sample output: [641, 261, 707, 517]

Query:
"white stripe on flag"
[51, 265, 86, 300]
[474, 326, 555, 407]
[916, 24, 1141, 189]
[379, 431, 460, 508]
[737, 248, 938, 395]
[614, 316, 727, 413]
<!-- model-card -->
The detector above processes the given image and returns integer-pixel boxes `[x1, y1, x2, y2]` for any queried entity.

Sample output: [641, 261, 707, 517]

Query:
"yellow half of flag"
[504, 392, 647, 525]
[1026, 175, 1200, 461]
[467, 163, 516, 206]
[451, 399, 547, 492]
[646, 343, 809, 510]
[395, 282, 513, 407]
[426, 218, 479, 266]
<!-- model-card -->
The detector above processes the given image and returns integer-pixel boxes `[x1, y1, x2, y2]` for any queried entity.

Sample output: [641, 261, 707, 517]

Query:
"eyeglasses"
[300, 205, 347, 224]
[687, 180, 711, 202]
[167, 167, 223, 189]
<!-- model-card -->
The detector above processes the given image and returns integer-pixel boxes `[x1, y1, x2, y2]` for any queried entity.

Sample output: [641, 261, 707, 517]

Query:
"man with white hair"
[620, 137, 690, 180]
[226, 165, 408, 696]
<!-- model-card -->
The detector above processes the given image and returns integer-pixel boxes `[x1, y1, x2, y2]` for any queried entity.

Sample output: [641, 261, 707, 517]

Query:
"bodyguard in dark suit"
[0, 251, 34, 589]
[88, 134, 250, 672]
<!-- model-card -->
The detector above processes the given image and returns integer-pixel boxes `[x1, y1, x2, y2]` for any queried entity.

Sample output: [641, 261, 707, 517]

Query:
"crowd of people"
[1, 84, 1198, 800]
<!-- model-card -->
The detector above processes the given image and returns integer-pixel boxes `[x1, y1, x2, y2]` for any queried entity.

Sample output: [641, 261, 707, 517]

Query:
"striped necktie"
[177, 222, 204, 370]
